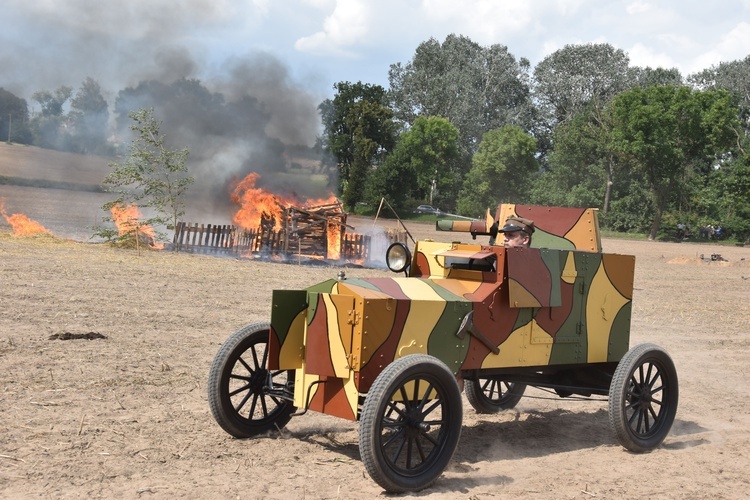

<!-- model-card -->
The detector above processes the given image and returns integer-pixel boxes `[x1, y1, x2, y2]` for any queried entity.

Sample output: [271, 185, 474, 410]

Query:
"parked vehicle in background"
[414, 204, 440, 214]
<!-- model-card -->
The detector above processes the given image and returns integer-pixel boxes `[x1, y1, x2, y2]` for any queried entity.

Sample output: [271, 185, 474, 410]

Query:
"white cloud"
[294, 0, 371, 56]
[627, 42, 679, 70]
[654, 33, 696, 51]
[421, 0, 536, 43]
[690, 21, 750, 72]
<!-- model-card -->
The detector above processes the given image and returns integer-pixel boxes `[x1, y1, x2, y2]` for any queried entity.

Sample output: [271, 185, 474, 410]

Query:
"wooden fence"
[172, 222, 256, 256]
[172, 221, 409, 262]
[341, 233, 371, 261]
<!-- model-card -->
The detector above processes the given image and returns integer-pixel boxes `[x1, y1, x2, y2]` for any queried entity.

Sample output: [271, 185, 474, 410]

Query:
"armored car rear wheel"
[359, 355, 463, 493]
[465, 377, 526, 413]
[608, 343, 678, 452]
[207, 322, 296, 438]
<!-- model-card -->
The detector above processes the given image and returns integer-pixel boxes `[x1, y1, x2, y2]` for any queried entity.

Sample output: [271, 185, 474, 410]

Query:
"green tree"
[364, 145, 414, 213]
[69, 77, 110, 154]
[457, 126, 538, 217]
[533, 103, 630, 217]
[403, 116, 461, 208]
[317, 82, 396, 209]
[533, 111, 610, 208]
[632, 67, 684, 88]
[0, 87, 31, 144]
[389, 34, 532, 164]
[708, 158, 750, 241]
[533, 43, 633, 124]
[364, 116, 460, 211]
[532, 43, 633, 159]
[690, 55, 750, 152]
[98, 108, 193, 243]
[609, 86, 738, 240]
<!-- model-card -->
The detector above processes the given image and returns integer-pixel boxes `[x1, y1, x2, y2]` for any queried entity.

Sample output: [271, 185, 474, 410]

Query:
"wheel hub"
[403, 407, 425, 437]
[249, 368, 268, 393]
[638, 384, 652, 409]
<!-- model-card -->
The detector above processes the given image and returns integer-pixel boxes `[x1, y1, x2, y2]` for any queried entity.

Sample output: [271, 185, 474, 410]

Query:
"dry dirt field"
[2, 219, 750, 500]
[1, 144, 750, 499]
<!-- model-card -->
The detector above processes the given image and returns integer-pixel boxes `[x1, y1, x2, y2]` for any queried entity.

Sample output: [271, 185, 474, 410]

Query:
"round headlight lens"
[386, 243, 411, 273]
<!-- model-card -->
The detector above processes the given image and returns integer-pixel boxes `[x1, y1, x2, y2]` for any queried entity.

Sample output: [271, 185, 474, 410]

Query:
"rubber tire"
[207, 322, 296, 438]
[465, 378, 527, 413]
[608, 343, 679, 452]
[359, 355, 463, 493]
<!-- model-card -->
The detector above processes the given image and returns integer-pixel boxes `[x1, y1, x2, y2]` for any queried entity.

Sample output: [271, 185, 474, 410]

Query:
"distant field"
[0, 142, 109, 187]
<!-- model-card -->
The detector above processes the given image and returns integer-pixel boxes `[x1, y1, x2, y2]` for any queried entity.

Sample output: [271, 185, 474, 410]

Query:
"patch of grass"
[600, 230, 649, 240]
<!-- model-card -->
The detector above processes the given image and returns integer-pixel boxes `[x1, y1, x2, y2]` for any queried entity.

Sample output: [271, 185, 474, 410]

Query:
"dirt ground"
[1, 203, 749, 500]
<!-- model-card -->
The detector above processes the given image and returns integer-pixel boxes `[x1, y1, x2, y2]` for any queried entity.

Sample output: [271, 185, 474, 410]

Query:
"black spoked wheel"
[359, 355, 462, 493]
[465, 377, 526, 413]
[207, 322, 296, 438]
[608, 343, 679, 452]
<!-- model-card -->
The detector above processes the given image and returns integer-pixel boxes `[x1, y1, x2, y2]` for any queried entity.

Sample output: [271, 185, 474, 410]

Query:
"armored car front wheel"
[465, 377, 526, 413]
[207, 322, 296, 438]
[608, 343, 678, 452]
[359, 355, 463, 493]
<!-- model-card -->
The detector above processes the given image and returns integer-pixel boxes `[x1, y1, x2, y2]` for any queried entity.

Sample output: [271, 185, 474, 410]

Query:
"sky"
[3, 0, 750, 102]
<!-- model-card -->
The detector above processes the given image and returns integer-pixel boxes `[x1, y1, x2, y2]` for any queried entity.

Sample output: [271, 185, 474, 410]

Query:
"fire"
[230, 172, 345, 260]
[110, 203, 164, 250]
[230, 172, 341, 231]
[327, 222, 342, 260]
[305, 194, 340, 207]
[230, 173, 287, 231]
[0, 199, 52, 236]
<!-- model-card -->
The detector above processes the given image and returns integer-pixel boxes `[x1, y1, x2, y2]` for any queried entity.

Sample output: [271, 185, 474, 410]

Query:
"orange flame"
[230, 173, 286, 231]
[0, 199, 52, 236]
[110, 203, 164, 249]
[305, 194, 341, 208]
[230, 172, 344, 259]
[327, 222, 342, 260]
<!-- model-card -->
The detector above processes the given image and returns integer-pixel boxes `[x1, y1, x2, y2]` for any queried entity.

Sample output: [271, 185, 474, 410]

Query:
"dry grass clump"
[108, 234, 161, 251]
[0, 229, 67, 245]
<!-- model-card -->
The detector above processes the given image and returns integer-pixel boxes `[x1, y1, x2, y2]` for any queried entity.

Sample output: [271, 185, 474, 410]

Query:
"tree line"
[1, 78, 111, 154]
[2, 35, 749, 242]
[318, 36, 750, 242]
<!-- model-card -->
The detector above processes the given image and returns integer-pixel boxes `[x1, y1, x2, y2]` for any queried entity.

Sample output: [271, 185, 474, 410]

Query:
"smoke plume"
[1, 1, 328, 222]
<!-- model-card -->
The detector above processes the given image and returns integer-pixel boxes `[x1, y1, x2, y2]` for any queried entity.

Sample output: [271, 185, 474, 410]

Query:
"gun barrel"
[435, 220, 489, 234]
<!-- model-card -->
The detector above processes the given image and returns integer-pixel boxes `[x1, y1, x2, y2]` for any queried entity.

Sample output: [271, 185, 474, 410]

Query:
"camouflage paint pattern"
[268, 205, 634, 421]
[437, 203, 602, 252]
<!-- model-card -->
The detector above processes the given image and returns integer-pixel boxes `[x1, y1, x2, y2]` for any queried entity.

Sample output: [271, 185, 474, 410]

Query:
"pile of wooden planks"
[279, 201, 350, 259]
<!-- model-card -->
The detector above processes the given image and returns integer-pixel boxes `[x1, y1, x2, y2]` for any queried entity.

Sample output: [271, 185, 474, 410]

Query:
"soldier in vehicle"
[489, 216, 534, 247]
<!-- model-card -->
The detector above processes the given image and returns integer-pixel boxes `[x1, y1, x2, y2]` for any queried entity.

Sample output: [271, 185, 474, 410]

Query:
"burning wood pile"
[257, 200, 348, 260]
[172, 172, 402, 264]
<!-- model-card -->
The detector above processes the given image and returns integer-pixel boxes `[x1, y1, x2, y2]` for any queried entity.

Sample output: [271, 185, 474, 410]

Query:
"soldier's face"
[503, 231, 529, 248]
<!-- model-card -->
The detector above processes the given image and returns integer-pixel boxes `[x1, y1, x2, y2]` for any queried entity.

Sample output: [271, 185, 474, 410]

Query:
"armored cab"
[208, 204, 678, 493]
